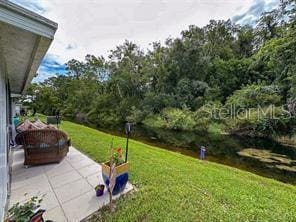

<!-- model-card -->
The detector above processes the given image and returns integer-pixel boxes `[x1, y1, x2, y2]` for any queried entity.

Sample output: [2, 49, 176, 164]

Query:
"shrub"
[226, 106, 293, 137]
[161, 108, 196, 130]
[126, 106, 147, 123]
[143, 108, 196, 131]
[142, 115, 166, 129]
[226, 84, 282, 110]
[193, 102, 224, 130]
[143, 103, 224, 131]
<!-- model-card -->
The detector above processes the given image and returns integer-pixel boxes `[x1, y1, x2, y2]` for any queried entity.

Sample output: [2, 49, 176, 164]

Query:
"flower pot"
[102, 162, 128, 195]
[95, 184, 105, 196]
[29, 209, 46, 222]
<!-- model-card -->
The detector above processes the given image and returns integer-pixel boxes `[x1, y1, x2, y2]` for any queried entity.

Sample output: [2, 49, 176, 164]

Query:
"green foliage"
[226, 84, 282, 110]
[194, 102, 223, 128]
[226, 106, 292, 137]
[126, 106, 146, 123]
[143, 103, 223, 131]
[175, 78, 208, 109]
[8, 196, 43, 222]
[210, 58, 255, 100]
[111, 148, 125, 166]
[142, 92, 175, 113]
[24, 1, 296, 136]
[207, 122, 226, 134]
[143, 108, 196, 131]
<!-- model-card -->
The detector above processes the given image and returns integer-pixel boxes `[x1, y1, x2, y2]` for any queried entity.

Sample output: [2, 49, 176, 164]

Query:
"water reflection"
[101, 125, 296, 184]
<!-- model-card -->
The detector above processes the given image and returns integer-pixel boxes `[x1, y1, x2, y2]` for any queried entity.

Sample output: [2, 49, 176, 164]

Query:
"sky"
[11, 0, 279, 82]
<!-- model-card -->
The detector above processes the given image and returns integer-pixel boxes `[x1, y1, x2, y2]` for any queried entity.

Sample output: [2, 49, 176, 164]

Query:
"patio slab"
[9, 146, 133, 221]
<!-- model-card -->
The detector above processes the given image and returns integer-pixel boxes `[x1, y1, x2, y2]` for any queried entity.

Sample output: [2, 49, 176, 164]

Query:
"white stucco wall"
[0, 50, 8, 222]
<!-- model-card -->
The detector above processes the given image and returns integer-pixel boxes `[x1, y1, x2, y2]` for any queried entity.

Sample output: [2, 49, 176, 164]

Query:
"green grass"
[33, 115, 296, 221]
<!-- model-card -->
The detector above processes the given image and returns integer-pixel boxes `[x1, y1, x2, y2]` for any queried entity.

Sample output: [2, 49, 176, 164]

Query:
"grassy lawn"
[32, 115, 296, 221]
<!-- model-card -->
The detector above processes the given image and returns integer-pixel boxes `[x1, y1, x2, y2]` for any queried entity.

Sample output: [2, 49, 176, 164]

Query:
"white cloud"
[11, 0, 278, 83]
[15, 0, 259, 63]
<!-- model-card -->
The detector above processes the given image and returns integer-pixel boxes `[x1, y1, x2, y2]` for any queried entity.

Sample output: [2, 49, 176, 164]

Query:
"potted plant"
[7, 195, 45, 222]
[102, 147, 129, 195]
[95, 184, 105, 196]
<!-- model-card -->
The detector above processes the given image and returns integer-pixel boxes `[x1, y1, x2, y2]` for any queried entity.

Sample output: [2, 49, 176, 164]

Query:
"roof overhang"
[0, 0, 57, 94]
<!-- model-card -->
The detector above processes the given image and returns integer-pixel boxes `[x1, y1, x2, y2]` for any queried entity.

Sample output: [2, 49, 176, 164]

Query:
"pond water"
[99, 125, 296, 185]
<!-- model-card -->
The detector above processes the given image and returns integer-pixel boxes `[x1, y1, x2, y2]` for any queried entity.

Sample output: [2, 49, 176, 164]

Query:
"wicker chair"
[15, 129, 71, 166]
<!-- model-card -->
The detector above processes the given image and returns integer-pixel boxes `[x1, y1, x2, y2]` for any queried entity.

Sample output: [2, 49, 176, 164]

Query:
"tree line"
[24, 0, 296, 137]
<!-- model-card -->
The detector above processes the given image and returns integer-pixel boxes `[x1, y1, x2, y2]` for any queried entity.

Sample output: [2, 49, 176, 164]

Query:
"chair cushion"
[16, 119, 39, 132]
[33, 119, 48, 129]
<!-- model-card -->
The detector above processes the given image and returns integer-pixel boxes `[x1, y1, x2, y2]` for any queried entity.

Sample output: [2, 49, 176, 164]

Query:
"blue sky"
[233, 0, 279, 25]
[11, 0, 279, 82]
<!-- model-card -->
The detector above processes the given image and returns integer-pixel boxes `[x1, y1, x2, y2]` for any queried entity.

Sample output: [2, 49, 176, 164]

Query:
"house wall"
[0, 48, 8, 221]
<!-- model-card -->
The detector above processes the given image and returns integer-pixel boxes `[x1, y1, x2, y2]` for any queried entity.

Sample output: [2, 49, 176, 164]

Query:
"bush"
[142, 115, 166, 129]
[143, 108, 196, 131]
[143, 102, 224, 131]
[226, 106, 293, 137]
[226, 84, 282, 110]
[86, 95, 122, 127]
[126, 106, 147, 123]
[96, 112, 121, 127]
[162, 108, 196, 130]
[193, 103, 218, 130]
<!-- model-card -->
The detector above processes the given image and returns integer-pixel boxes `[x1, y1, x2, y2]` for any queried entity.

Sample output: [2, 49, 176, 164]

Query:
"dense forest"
[24, 0, 296, 137]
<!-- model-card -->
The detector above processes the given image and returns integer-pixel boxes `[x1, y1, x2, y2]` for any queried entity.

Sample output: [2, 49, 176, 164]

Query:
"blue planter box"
[102, 162, 128, 195]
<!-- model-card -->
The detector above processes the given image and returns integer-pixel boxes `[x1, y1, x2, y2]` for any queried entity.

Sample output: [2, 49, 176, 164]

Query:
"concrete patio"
[9, 146, 133, 221]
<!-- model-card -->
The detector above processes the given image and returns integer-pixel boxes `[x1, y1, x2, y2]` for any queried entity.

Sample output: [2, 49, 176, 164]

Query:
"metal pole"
[56, 110, 60, 129]
[125, 122, 132, 163]
[56, 115, 59, 129]
[125, 131, 129, 163]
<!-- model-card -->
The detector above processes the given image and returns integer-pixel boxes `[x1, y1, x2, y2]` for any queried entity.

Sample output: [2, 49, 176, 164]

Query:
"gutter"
[0, 0, 57, 39]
